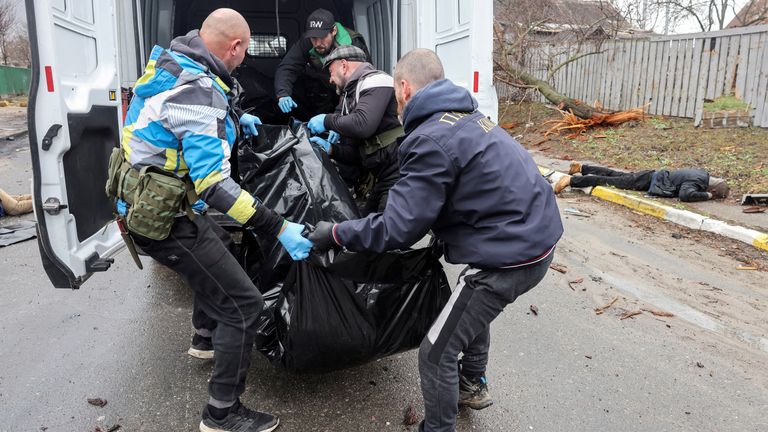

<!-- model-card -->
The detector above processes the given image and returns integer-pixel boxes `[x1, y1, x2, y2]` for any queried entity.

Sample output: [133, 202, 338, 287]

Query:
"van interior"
[131, 0, 396, 124]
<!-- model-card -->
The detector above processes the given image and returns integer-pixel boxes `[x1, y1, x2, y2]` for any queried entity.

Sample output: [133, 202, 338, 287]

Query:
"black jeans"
[418, 252, 554, 431]
[132, 215, 264, 405]
[570, 165, 655, 191]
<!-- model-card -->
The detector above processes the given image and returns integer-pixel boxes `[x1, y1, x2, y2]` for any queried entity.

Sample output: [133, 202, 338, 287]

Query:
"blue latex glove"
[307, 114, 327, 135]
[277, 221, 312, 260]
[327, 130, 340, 144]
[278, 96, 297, 113]
[310, 136, 331, 153]
[239, 113, 262, 138]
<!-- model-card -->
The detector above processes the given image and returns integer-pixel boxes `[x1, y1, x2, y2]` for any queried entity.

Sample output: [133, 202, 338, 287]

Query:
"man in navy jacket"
[310, 49, 563, 432]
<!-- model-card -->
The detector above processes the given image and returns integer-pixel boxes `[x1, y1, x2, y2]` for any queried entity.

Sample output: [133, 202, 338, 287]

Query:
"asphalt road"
[1, 136, 766, 432]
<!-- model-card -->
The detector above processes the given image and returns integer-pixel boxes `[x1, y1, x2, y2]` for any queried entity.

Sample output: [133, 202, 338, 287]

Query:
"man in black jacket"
[309, 49, 563, 432]
[555, 162, 729, 202]
[306, 45, 402, 214]
[273, 8, 370, 120]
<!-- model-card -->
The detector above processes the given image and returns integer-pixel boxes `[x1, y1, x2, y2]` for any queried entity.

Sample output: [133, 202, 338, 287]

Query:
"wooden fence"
[497, 25, 768, 128]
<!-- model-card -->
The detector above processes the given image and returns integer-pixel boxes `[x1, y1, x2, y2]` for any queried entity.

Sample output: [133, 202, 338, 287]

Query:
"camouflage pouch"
[105, 147, 140, 205]
[125, 166, 187, 240]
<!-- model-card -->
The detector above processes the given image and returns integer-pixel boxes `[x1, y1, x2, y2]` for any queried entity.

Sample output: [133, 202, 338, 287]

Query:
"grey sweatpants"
[419, 251, 554, 432]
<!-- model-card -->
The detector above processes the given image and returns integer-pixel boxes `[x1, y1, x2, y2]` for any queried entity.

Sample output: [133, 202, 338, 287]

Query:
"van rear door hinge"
[42, 197, 68, 215]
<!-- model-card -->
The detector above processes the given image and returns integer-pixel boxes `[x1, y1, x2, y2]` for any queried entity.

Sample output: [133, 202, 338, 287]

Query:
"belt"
[362, 126, 403, 155]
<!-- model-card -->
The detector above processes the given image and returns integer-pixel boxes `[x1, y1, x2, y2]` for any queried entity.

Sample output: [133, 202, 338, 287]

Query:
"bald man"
[309, 49, 563, 431]
[116, 8, 308, 432]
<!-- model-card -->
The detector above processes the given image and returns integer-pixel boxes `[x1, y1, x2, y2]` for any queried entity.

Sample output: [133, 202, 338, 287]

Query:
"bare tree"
[0, 0, 18, 65]
[649, 0, 767, 32]
[494, 0, 624, 118]
[6, 23, 30, 67]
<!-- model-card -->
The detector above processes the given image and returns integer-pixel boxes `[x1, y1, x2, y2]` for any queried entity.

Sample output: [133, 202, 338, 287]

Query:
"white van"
[26, 0, 498, 289]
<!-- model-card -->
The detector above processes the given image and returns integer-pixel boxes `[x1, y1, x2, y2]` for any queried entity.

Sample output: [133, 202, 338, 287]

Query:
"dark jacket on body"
[334, 79, 563, 268]
[649, 169, 710, 202]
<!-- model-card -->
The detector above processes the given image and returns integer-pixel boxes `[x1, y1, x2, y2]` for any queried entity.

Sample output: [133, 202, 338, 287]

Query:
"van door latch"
[42, 124, 62, 151]
[86, 252, 114, 273]
[42, 197, 68, 215]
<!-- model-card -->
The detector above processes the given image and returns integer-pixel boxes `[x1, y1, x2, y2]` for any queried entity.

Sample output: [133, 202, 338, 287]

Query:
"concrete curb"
[539, 166, 768, 253]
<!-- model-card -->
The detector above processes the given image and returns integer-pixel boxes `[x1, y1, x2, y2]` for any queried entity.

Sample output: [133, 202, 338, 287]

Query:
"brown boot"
[568, 161, 582, 175]
[554, 175, 571, 194]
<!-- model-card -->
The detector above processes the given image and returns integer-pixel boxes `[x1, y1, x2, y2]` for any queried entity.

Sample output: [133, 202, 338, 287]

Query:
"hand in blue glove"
[327, 130, 340, 144]
[239, 113, 262, 138]
[278, 96, 297, 113]
[277, 221, 312, 260]
[307, 113, 327, 135]
[309, 136, 331, 154]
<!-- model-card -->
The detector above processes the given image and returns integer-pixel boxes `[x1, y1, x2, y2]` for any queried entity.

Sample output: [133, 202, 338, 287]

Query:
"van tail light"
[45, 66, 54, 92]
[473, 71, 479, 93]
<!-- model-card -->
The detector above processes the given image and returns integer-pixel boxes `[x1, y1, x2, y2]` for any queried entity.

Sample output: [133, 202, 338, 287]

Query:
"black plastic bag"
[238, 123, 450, 373]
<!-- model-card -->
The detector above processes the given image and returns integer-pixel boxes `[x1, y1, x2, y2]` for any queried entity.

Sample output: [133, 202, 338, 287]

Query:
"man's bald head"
[393, 49, 444, 93]
[393, 49, 445, 119]
[200, 8, 251, 73]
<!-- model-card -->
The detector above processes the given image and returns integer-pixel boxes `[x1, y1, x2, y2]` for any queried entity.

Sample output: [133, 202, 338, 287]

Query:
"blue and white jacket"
[121, 30, 258, 224]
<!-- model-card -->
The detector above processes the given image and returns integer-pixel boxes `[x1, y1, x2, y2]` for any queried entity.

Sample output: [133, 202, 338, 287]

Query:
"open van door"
[408, 0, 498, 121]
[26, 0, 127, 289]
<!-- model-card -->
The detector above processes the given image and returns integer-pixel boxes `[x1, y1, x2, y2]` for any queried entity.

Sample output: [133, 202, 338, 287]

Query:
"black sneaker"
[188, 333, 214, 359]
[458, 374, 493, 410]
[200, 400, 279, 432]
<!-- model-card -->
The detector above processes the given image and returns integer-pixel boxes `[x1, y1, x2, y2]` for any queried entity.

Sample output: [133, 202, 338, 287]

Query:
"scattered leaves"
[696, 362, 705, 368]
[529, 305, 539, 315]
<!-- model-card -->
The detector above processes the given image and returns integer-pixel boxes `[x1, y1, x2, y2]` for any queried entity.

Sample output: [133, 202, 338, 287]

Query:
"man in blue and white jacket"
[310, 49, 563, 432]
[121, 8, 308, 432]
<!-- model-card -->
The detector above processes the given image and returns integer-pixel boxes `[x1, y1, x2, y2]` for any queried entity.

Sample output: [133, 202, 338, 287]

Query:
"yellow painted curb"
[590, 186, 667, 219]
[754, 234, 768, 252]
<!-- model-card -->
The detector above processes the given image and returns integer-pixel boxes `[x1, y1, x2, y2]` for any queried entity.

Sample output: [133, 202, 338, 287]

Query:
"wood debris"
[641, 308, 675, 317]
[620, 310, 643, 320]
[737, 265, 757, 270]
[550, 263, 568, 273]
[594, 296, 619, 315]
[568, 277, 584, 290]
[544, 105, 647, 138]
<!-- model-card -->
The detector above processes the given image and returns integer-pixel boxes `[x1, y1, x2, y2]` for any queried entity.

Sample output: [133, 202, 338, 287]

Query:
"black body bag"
[237, 122, 451, 373]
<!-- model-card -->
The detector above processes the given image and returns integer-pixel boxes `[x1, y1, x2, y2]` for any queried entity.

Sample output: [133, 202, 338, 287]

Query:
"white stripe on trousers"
[426, 267, 481, 344]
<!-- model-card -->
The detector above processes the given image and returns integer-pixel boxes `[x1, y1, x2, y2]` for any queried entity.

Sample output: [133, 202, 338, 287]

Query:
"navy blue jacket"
[334, 79, 563, 268]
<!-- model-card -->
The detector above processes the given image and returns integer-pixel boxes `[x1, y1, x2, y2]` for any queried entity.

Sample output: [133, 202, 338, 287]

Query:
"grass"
[703, 95, 750, 112]
[501, 101, 768, 198]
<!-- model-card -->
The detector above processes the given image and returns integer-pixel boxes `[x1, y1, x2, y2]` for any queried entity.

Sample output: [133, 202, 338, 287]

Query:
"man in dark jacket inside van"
[306, 45, 402, 214]
[555, 162, 729, 202]
[309, 49, 564, 432]
[273, 8, 370, 120]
